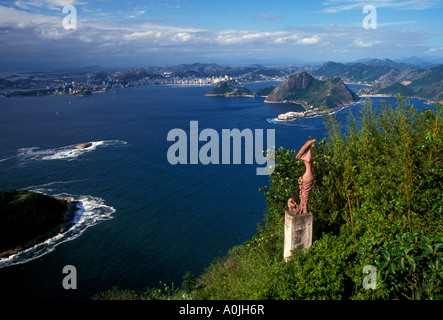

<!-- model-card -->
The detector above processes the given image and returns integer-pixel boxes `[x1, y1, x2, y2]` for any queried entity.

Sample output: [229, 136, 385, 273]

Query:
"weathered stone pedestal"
[284, 211, 313, 261]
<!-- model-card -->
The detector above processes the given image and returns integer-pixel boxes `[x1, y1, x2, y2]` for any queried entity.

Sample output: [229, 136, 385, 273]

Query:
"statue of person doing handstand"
[288, 139, 316, 215]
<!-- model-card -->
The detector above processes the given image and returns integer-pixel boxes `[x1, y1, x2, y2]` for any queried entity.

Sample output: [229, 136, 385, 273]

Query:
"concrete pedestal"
[284, 211, 313, 261]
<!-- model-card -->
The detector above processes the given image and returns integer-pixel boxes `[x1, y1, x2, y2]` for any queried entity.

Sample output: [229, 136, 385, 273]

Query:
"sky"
[0, 0, 442, 71]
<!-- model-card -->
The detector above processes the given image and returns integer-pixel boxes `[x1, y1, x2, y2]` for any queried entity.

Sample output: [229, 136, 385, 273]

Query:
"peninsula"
[204, 72, 360, 120]
[264, 72, 360, 115]
[0, 190, 80, 258]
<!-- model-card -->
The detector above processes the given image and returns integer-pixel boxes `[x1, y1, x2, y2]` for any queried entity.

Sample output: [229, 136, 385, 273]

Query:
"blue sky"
[0, 0, 442, 70]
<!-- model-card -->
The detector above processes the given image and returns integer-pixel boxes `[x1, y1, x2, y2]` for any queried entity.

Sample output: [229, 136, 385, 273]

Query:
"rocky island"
[265, 72, 360, 118]
[75, 142, 93, 149]
[0, 190, 80, 258]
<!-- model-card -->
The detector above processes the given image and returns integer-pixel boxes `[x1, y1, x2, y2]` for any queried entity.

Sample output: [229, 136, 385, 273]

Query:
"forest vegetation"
[0, 190, 66, 254]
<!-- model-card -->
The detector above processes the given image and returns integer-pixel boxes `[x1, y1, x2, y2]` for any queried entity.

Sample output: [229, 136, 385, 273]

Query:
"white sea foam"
[16, 140, 127, 163]
[0, 192, 115, 269]
[0, 156, 15, 162]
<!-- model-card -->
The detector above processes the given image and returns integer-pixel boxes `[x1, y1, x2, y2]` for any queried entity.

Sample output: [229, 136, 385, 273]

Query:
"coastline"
[273, 98, 362, 120]
[0, 196, 81, 259]
[359, 93, 441, 104]
[275, 93, 442, 121]
[204, 93, 255, 98]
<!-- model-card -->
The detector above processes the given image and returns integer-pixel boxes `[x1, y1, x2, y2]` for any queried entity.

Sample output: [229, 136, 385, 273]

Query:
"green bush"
[275, 230, 360, 300]
[92, 282, 179, 300]
[359, 231, 443, 299]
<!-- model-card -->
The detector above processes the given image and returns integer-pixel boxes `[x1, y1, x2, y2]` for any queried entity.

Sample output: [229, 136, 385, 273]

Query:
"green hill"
[378, 82, 415, 97]
[264, 72, 359, 110]
[361, 65, 443, 100]
[408, 64, 443, 99]
[253, 86, 276, 97]
[0, 190, 68, 255]
[205, 81, 252, 97]
[313, 61, 396, 82]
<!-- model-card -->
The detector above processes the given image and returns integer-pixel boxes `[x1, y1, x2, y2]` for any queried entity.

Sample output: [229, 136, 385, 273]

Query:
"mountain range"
[312, 59, 443, 100]
[206, 72, 360, 112]
[1, 58, 442, 101]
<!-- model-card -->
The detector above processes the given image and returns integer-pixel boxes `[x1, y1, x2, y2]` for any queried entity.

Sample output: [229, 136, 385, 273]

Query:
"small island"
[75, 142, 93, 149]
[205, 81, 253, 97]
[0, 190, 80, 258]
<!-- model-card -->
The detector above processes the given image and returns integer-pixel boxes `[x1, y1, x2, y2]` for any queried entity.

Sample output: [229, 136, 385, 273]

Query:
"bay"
[0, 83, 430, 299]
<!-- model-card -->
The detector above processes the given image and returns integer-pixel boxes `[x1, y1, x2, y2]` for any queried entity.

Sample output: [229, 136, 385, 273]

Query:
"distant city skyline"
[0, 0, 442, 71]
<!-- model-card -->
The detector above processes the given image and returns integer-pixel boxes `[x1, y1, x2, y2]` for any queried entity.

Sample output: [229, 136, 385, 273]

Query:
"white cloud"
[297, 35, 321, 45]
[172, 32, 191, 42]
[14, 0, 84, 11]
[214, 30, 286, 45]
[124, 30, 153, 40]
[0, 5, 54, 25]
[353, 38, 382, 47]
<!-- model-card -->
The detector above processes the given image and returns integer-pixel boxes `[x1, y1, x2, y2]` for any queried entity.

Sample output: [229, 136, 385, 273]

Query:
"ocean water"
[0, 83, 430, 299]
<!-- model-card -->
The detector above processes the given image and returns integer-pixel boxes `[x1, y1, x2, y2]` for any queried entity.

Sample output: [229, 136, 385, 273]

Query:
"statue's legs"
[299, 177, 313, 214]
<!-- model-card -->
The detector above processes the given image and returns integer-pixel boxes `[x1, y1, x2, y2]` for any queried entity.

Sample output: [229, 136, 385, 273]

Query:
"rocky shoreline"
[0, 196, 81, 259]
[204, 93, 254, 97]
[276, 100, 360, 121]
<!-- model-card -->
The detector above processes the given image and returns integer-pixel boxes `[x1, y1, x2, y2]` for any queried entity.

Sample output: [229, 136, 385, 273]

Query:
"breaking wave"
[16, 140, 127, 163]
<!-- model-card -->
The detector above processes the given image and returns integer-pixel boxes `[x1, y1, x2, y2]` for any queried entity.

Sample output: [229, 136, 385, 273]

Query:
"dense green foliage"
[360, 231, 442, 299]
[195, 96, 442, 300]
[95, 96, 442, 300]
[92, 282, 181, 300]
[0, 190, 66, 252]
